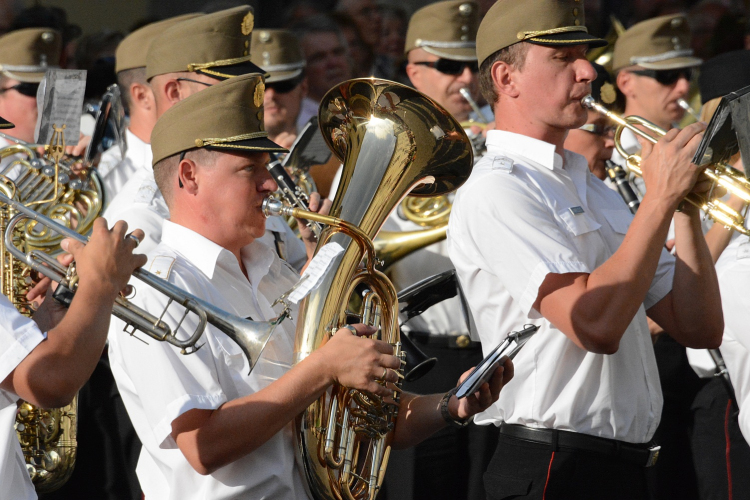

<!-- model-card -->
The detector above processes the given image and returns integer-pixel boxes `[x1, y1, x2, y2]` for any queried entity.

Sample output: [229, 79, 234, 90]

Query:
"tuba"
[290, 78, 472, 500]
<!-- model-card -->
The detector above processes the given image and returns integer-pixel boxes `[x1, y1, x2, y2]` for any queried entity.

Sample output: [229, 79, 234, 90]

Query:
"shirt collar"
[160, 221, 280, 287]
[486, 130, 562, 170]
[126, 128, 153, 171]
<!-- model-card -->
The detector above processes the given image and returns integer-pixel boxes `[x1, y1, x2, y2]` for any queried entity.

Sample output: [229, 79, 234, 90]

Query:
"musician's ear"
[177, 156, 198, 195]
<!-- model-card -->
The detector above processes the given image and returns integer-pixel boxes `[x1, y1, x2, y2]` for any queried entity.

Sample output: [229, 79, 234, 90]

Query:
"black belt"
[407, 331, 482, 350]
[499, 423, 660, 468]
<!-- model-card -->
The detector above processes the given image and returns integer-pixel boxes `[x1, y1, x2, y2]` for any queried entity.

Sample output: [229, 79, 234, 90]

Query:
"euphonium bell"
[288, 77, 473, 500]
[581, 95, 750, 236]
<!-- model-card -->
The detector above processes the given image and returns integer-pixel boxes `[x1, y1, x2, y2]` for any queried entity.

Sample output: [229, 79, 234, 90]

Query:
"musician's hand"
[273, 131, 297, 150]
[298, 192, 331, 258]
[61, 218, 147, 301]
[449, 356, 514, 420]
[31, 276, 70, 331]
[26, 253, 75, 307]
[639, 122, 706, 209]
[66, 133, 90, 159]
[316, 324, 402, 398]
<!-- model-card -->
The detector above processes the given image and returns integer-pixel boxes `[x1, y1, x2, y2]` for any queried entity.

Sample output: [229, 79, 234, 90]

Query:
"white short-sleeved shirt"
[715, 232, 750, 443]
[448, 130, 675, 444]
[0, 295, 46, 500]
[107, 221, 311, 500]
[383, 201, 468, 336]
[102, 156, 307, 271]
[98, 129, 151, 205]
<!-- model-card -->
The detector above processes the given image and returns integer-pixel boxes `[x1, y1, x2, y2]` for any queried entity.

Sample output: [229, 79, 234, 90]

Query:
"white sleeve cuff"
[0, 325, 46, 386]
[155, 392, 228, 449]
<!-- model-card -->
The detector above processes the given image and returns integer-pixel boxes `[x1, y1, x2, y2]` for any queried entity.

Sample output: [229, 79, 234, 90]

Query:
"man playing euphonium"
[106, 72, 513, 499]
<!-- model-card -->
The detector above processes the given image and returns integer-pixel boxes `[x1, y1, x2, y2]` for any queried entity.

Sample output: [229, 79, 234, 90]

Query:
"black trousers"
[484, 433, 649, 500]
[690, 377, 750, 500]
[383, 339, 496, 500]
[647, 334, 703, 500]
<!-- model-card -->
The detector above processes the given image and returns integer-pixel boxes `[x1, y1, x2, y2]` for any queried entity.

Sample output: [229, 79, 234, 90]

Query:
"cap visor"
[420, 45, 477, 62]
[528, 31, 608, 48]
[0, 116, 14, 129]
[265, 68, 303, 83]
[1, 69, 46, 83]
[637, 56, 702, 70]
[205, 136, 289, 154]
[196, 60, 266, 81]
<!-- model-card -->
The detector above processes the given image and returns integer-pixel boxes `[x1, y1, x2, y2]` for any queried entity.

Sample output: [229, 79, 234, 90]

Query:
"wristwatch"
[440, 388, 471, 428]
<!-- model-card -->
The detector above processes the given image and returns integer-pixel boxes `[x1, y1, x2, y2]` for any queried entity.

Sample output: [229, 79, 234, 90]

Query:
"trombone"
[581, 95, 750, 236]
[0, 192, 289, 371]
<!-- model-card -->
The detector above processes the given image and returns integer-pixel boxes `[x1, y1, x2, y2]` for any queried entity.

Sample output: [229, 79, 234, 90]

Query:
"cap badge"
[259, 30, 271, 43]
[601, 82, 616, 104]
[671, 17, 683, 28]
[41, 31, 54, 43]
[242, 12, 254, 36]
[254, 81, 265, 107]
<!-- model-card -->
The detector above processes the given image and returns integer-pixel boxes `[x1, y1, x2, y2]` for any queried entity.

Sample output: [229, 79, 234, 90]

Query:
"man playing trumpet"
[106, 72, 512, 499]
[448, 0, 723, 498]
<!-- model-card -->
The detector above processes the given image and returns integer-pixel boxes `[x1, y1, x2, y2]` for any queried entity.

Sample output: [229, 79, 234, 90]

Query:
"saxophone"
[292, 78, 472, 500]
[0, 130, 104, 492]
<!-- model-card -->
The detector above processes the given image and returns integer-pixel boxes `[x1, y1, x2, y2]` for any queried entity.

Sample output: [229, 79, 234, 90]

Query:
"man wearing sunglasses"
[0, 28, 61, 147]
[250, 29, 307, 151]
[564, 63, 616, 181]
[611, 14, 706, 500]
[612, 15, 702, 167]
[404, 0, 481, 125]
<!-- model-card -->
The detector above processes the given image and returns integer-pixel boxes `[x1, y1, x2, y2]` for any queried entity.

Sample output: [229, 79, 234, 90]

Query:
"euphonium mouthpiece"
[262, 197, 287, 218]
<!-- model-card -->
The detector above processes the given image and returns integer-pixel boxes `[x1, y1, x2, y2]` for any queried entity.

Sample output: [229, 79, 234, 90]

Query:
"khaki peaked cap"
[146, 5, 264, 81]
[116, 13, 202, 73]
[151, 72, 287, 166]
[477, 0, 606, 67]
[250, 30, 305, 83]
[0, 28, 62, 83]
[404, 0, 480, 61]
[613, 14, 701, 71]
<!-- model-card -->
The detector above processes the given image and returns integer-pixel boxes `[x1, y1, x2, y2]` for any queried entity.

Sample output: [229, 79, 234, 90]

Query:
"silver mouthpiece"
[581, 95, 595, 109]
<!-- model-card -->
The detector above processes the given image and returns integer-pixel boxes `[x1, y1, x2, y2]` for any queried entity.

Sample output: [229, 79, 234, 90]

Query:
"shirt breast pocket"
[601, 208, 634, 235]
[558, 208, 601, 237]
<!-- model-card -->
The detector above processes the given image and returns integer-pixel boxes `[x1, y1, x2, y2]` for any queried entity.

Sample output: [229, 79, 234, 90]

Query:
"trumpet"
[0, 192, 289, 371]
[581, 95, 750, 236]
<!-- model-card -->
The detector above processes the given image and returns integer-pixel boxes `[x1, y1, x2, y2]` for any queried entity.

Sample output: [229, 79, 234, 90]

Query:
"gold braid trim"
[195, 131, 269, 148]
[517, 26, 588, 41]
[187, 55, 254, 72]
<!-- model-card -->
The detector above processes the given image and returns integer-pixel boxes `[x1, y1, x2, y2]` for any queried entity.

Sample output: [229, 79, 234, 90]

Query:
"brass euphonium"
[582, 95, 750, 236]
[283, 78, 472, 500]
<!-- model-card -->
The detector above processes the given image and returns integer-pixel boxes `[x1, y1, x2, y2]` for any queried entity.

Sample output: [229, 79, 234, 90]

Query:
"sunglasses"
[0, 82, 39, 97]
[413, 59, 479, 75]
[578, 123, 616, 136]
[267, 77, 303, 94]
[630, 68, 693, 86]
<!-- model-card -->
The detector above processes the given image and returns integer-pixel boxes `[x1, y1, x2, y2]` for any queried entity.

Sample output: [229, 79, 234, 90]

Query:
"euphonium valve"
[581, 95, 750, 236]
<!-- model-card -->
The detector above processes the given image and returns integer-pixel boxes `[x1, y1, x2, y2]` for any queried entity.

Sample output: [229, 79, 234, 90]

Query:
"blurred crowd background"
[1, 0, 749, 108]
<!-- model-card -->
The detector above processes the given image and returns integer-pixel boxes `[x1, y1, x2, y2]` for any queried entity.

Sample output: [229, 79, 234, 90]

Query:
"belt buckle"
[645, 445, 660, 467]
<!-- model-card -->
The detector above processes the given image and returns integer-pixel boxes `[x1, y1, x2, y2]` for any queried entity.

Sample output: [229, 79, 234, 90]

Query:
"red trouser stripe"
[543, 451, 555, 500]
[726, 400, 734, 500]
